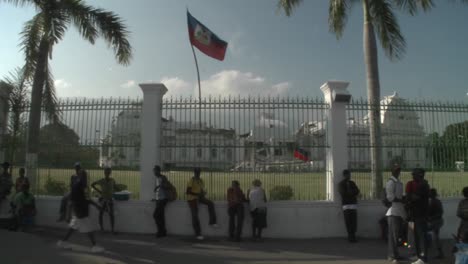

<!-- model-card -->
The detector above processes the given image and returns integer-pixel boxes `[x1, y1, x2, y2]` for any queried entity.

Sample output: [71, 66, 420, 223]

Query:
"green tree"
[277, 0, 433, 198]
[5, 0, 132, 184]
[38, 122, 99, 167]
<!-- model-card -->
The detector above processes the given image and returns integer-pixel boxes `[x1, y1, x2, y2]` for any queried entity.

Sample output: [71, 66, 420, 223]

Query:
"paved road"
[0, 228, 455, 264]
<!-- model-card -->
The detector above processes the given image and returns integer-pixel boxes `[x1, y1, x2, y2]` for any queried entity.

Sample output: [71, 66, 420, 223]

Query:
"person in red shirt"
[227, 180, 246, 241]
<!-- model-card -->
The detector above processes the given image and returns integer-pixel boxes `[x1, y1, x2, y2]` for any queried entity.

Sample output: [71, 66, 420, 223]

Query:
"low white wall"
[35, 197, 460, 239]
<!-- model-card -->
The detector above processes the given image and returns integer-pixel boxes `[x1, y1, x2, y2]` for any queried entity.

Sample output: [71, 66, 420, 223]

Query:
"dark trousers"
[413, 217, 429, 262]
[343, 209, 357, 239]
[387, 216, 403, 259]
[228, 204, 244, 239]
[188, 197, 217, 236]
[153, 199, 168, 235]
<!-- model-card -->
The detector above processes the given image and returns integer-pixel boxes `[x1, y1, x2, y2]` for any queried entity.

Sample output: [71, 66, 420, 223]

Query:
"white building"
[100, 111, 237, 170]
[296, 92, 427, 170]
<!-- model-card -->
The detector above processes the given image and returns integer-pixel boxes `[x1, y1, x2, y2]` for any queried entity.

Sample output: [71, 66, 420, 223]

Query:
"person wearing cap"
[186, 167, 218, 241]
[0, 162, 13, 201]
[58, 162, 83, 222]
[338, 169, 360, 243]
[385, 165, 406, 263]
[406, 168, 430, 264]
[248, 179, 267, 241]
[91, 167, 117, 234]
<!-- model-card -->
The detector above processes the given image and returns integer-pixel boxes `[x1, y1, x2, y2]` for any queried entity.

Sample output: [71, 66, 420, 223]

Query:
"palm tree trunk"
[363, 0, 383, 199]
[26, 38, 49, 190]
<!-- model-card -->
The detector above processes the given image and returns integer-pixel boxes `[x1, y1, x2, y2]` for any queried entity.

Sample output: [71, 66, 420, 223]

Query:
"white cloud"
[160, 70, 291, 98]
[54, 79, 71, 89]
[120, 80, 136, 89]
[54, 79, 82, 97]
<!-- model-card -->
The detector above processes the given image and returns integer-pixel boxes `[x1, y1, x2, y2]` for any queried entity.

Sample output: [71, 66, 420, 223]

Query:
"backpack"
[166, 180, 177, 202]
[382, 178, 397, 208]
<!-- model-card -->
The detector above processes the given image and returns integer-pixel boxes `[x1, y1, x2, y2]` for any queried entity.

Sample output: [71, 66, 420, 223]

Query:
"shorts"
[69, 214, 95, 233]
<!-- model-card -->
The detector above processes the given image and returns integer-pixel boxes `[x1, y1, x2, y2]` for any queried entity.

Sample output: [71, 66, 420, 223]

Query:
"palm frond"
[42, 63, 60, 123]
[277, 0, 304, 16]
[60, 0, 132, 65]
[47, 11, 71, 46]
[328, 0, 351, 39]
[0, 68, 30, 130]
[20, 13, 44, 80]
[393, 0, 434, 15]
[1, 0, 36, 7]
[369, 0, 406, 61]
[59, 0, 98, 44]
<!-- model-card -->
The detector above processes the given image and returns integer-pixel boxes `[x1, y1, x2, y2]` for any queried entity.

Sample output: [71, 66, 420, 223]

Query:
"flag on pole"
[294, 147, 309, 162]
[187, 11, 228, 61]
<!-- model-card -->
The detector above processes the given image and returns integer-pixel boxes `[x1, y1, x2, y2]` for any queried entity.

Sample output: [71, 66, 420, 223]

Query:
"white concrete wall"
[35, 197, 460, 239]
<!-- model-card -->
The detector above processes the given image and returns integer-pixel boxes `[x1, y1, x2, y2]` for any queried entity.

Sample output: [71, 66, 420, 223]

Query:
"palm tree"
[0, 68, 29, 165]
[5, 0, 132, 186]
[278, 0, 433, 199]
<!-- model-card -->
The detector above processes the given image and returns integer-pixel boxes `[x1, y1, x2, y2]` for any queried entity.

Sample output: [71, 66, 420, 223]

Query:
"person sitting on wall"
[248, 179, 267, 242]
[91, 166, 117, 234]
[15, 168, 29, 194]
[227, 180, 246, 242]
[11, 182, 36, 231]
[338, 169, 360, 243]
[186, 167, 218, 241]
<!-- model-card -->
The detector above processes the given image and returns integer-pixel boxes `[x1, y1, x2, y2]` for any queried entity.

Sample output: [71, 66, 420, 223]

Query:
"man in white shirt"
[386, 165, 406, 263]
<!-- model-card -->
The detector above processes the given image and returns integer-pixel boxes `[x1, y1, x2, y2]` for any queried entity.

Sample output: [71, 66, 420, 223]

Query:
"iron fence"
[1, 94, 467, 200]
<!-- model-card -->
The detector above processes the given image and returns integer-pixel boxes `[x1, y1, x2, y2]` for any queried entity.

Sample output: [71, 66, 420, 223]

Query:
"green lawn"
[23, 168, 468, 201]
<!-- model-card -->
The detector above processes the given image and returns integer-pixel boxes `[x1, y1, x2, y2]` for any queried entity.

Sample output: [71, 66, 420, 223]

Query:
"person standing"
[456, 187, 468, 242]
[385, 165, 406, 263]
[15, 168, 29, 193]
[0, 162, 13, 201]
[227, 180, 246, 242]
[57, 169, 104, 253]
[186, 168, 218, 240]
[58, 162, 82, 222]
[91, 167, 117, 234]
[153, 165, 169, 238]
[338, 169, 360, 243]
[407, 168, 430, 264]
[248, 179, 267, 241]
[428, 188, 444, 259]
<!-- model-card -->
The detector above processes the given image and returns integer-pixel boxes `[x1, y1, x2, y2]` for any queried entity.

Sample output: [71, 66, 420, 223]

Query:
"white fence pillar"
[321, 81, 351, 202]
[139, 83, 167, 201]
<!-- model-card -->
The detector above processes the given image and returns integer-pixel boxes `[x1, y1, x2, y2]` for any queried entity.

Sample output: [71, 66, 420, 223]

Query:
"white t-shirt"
[248, 186, 266, 211]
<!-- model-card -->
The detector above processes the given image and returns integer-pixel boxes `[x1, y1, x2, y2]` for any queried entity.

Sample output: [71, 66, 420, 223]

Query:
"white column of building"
[321, 81, 351, 202]
[139, 83, 168, 201]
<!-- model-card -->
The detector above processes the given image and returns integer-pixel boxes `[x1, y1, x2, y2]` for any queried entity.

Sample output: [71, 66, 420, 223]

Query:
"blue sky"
[0, 0, 467, 100]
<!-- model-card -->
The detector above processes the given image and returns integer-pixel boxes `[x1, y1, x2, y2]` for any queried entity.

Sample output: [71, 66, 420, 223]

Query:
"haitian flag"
[294, 147, 309, 162]
[187, 11, 228, 61]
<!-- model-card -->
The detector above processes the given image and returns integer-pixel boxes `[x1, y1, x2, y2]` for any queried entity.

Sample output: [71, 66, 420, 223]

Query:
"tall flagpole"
[190, 44, 202, 129]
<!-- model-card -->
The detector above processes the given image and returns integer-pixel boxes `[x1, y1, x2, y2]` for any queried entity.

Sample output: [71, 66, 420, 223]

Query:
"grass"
[22, 168, 468, 201]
